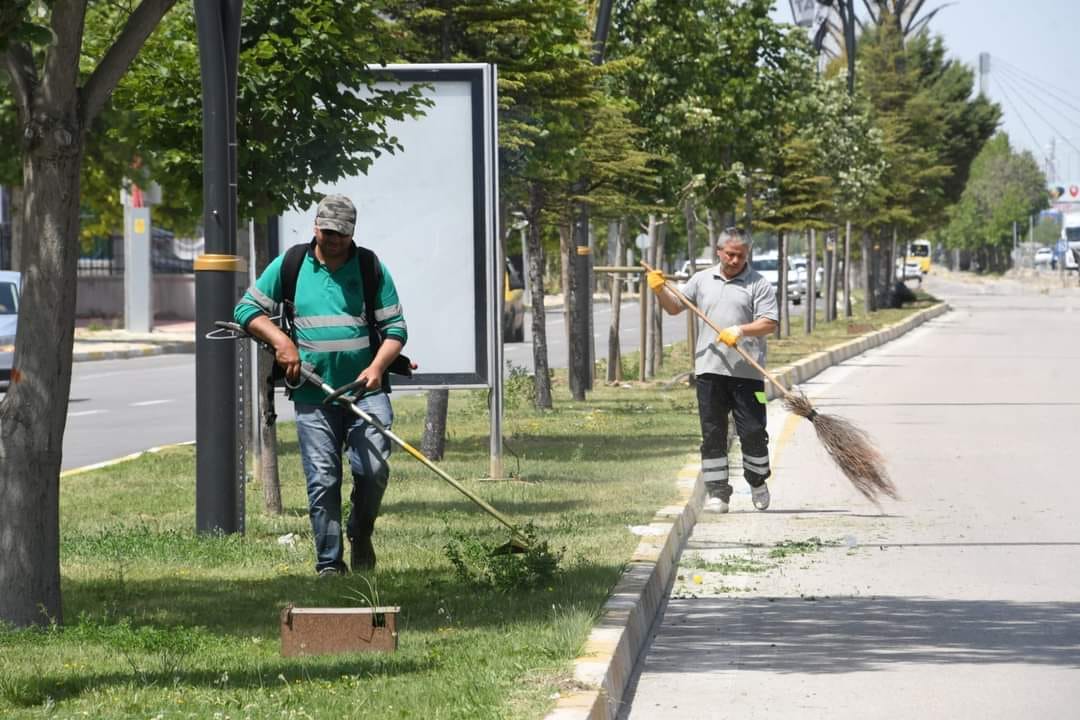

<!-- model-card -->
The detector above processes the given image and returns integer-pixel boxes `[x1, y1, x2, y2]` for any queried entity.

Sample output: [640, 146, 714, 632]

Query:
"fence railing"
[77, 232, 200, 276]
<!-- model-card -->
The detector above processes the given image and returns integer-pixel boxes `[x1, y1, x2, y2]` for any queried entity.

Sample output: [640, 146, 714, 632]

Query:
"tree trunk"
[706, 207, 719, 256]
[863, 229, 875, 313]
[651, 222, 666, 372]
[9, 187, 24, 271]
[421, 388, 449, 460]
[607, 222, 623, 383]
[526, 187, 552, 409]
[844, 221, 853, 318]
[778, 229, 789, 338]
[251, 218, 282, 514]
[684, 200, 698, 377]
[829, 229, 839, 322]
[644, 215, 658, 378]
[558, 224, 572, 360]
[0, 0, 177, 629]
[0, 124, 83, 628]
[805, 229, 817, 334]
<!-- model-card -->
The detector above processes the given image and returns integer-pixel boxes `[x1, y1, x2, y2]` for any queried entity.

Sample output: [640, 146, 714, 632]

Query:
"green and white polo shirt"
[234, 244, 408, 404]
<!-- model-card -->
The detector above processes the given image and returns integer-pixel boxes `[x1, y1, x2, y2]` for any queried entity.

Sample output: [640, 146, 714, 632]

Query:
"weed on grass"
[444, 523, 564, 592]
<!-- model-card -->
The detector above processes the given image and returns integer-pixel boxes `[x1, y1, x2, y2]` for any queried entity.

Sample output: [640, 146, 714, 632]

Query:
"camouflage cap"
[315, 194, 356, 236]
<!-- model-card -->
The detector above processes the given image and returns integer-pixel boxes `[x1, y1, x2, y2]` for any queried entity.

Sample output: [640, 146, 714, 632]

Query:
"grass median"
[0, 290, 939, 719]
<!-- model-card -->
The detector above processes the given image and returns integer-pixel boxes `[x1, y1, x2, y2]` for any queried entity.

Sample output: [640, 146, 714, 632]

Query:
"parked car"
[0, 270, 20, 392]
[896, 258, 923, 283]
[790, 256, 823, 298]
[1034, 246, 1053, 268]
[751, 252, 803, 304]
[675, 256, 717, 281]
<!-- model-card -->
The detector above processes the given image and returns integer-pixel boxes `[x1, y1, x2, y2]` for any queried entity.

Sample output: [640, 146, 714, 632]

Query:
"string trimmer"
[208, 321, 530, 553]
[641, 261, 898, 505]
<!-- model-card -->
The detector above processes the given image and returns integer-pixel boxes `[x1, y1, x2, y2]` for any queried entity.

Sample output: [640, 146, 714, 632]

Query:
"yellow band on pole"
[575, 246, 591, 255]
[194, 254, 248, 272]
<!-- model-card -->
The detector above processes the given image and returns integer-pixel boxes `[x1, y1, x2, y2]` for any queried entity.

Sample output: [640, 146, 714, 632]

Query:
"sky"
[771, 0, 1080, 185]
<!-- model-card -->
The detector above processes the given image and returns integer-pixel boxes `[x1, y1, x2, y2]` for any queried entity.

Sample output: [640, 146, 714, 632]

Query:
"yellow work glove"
[646, 270, 667, 293]
[716, 325, 743, 347]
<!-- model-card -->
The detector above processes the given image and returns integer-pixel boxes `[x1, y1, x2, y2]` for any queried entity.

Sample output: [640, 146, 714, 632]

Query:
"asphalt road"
[622, 274, 1080, 719]
[61, 297, 705, 471]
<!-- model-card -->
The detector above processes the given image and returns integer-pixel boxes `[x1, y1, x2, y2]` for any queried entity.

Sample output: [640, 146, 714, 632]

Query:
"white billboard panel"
[278, 65, 496, 388]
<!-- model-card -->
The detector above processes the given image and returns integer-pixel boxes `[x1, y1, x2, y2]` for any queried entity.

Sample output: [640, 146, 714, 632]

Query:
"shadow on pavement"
[641, 595, 1080, 675]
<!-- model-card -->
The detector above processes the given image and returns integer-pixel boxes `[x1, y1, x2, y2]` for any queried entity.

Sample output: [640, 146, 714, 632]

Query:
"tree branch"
[3, 43, 35, 119]
[80, 0, 178, 127]
[860, 0, 879, 24]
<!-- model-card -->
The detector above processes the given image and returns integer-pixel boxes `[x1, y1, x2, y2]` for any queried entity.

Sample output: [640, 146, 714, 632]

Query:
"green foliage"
[109, 0, 425, 222]
[444, 523, 564, 592]
[388, 0, 600, 211]
[612, 0, 810, 215]
[939, 133, 1048, 266]
[504, 362, 537, 410]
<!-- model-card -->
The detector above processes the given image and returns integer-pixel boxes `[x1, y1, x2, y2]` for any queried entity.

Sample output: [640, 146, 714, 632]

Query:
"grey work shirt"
[682, 262, 779, 379]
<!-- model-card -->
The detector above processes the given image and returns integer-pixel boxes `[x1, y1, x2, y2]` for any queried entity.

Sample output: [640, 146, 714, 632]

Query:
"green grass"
[0, 294, 938, 719]
[1, 380, 703, 719]
[767, 289, 939, 368]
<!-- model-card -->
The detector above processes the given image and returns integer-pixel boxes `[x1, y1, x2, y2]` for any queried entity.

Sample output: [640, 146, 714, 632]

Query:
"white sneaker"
[751, 483, 771, 511]
[703, 496, 729, 514]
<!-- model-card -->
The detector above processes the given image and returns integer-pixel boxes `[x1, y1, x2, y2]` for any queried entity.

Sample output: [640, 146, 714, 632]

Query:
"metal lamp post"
[194, 0, 246, 534]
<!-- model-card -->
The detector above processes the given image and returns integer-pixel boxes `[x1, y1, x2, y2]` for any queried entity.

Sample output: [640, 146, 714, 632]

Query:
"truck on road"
[1062, 212, 1080, 271]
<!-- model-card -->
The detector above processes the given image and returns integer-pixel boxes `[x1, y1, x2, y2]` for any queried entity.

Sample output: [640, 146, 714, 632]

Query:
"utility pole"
[978, 52, 990, 97]
[568, 0, 614, 401]
[194, 0, 245, 535]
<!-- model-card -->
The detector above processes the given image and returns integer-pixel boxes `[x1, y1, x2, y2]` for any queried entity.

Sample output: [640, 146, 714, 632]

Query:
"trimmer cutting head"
[490, 534, 531, 556]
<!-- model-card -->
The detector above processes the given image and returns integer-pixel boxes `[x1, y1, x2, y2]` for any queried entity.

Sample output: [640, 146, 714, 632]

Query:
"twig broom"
[641, 262, 898, 504]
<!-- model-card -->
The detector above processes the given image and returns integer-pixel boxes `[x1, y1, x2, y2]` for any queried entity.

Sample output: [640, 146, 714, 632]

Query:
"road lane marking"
[68, 409, 106, 418]
[130, 399, 174, 407]
[61, 440, 196, 478]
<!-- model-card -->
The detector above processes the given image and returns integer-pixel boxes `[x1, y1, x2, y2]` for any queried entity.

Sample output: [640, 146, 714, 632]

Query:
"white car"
[790, 256, 824, 298]
[751, 252, 803, 304]
[896, 258, 923, 282]
[675, 256, 717, 280]
[1034, 247, 1053, 268]
[0, 270, 20, 391]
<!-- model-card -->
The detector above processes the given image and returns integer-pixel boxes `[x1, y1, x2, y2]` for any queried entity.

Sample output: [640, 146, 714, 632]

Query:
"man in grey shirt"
[647, 228, 779, 513]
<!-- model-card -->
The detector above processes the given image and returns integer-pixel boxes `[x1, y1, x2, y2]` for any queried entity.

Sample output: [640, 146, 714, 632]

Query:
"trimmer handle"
[324, 378, 367, 406]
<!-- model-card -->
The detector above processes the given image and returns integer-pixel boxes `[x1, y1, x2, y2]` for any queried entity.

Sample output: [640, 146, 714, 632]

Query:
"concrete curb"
[761, 302, 950, 401]
[72, 341, 195, 363]
[544, 467, 704, 720]
[542, 300, 951, 720]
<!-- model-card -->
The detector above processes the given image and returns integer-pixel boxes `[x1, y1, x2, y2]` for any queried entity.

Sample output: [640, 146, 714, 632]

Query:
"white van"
[1062, 212, 1080, 271]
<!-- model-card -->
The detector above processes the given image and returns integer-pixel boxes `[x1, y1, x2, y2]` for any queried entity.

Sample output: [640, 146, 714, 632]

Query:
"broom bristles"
[783, 392, 898, 504]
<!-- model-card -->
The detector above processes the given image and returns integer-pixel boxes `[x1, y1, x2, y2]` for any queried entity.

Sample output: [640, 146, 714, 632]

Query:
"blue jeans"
[294, 393, 393, 572]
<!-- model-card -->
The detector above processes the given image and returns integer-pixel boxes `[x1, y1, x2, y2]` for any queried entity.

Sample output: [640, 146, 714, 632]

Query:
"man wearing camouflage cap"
[234, 194, 409, 577]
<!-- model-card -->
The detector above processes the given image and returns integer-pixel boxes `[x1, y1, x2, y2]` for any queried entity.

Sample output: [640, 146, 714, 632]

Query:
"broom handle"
[640, 261, 795, 402]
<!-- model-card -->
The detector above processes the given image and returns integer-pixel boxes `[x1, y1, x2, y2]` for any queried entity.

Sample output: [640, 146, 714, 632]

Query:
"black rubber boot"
[350, 530, 376, 571]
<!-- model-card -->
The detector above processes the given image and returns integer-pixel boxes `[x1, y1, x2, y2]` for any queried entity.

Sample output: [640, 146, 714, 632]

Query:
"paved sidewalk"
[620, 276, 1080, 719]
[72, 320, 195, 362]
